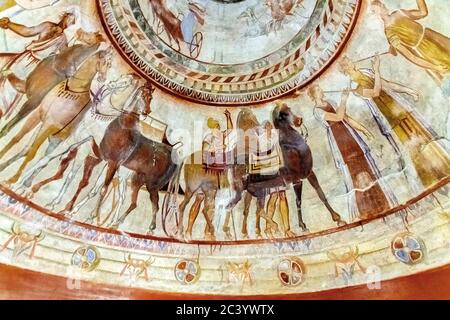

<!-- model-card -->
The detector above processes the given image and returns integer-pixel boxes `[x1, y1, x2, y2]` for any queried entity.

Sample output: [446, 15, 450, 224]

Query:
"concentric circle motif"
[71, 245, 101, 272]
[174, 260, 201, 285]
[97, 0, 361, 105]
[391, 233, 426, 265]
[278, 257, 306, 287]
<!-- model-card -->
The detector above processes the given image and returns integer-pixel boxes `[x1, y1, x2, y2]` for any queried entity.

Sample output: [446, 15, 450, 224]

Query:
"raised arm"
[0, 18, 52, 38]
[224, 110, 233, 130]
[390, 37, 448, 74]
[402, 0, 429, 20]
[360, 56, 382, 98]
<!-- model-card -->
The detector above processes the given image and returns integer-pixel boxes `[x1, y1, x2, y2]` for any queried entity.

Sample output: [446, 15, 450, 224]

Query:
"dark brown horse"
[60, 82, 179, 233]
[225, 104, 346, 235]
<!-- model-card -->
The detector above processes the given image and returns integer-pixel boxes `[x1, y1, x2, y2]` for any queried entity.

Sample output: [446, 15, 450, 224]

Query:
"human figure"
[309, 84, 396, 221]
[0, 11, 75, 117]
[371, 0, 450, 83]
[202, 110, 234, 169]
[339, 56, 450, 189]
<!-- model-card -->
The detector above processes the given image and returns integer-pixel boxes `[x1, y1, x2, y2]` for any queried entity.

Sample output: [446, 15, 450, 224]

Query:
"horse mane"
[272, 106, 282, 129]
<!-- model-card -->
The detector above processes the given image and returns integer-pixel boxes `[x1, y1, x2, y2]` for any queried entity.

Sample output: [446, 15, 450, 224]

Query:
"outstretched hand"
[0, 17, 10, 29]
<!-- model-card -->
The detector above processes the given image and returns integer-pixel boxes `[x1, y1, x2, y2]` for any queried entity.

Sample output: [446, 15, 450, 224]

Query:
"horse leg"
[0, 110, 40, 160]
[93, 162, 118, 225]
[46, 163, 80, 210]
[70, 164, 107, 216]
[293, 182, 309, 232]
[31, 148, 78, 194]
[7, 126, 56, 184]
[186, 193, 204, 239]
[5, 73, 26, 94]
[109, 172, 130, 227]
[61, 155, 101, 214]
[147, 189, 160, 234]
[241, 192, 253, 238]
[113, 174, 144, 229]
[307, 171, 346, 226]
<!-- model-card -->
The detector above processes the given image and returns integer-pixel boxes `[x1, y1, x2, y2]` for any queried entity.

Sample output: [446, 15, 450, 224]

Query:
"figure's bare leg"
[61, 155, 101, 214]
[307, 171, 346, 226]
[0, 110, 40, 160]
[113, 174, 144, 228]
[279, 192, 296, 238]
[265, 193, 278, 238]
[203, 189, 217, 241]
[8, 126, 56, 184]
[255, 197, 278, 234]
[186, 193, 204, 239]
[241, 192, 253, 238]
[32, 148, 78, 194]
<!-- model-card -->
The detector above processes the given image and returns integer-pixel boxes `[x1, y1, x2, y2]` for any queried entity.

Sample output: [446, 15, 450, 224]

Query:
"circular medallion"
[174, 260, 201, 285]
[278, 257, 306, 287]
[71, 245, 101, 272]
[98, 0, 361, 105]
[391, 233, 426, 265]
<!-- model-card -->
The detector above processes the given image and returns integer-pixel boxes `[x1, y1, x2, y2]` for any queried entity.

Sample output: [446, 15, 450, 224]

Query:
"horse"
[62, 82, 180, 233]
[149, 0, 184, 51]
[20, 74, 147, 224]
[220, 104, 346, 239]
[270, 103, 345, 231]
[0, 47, 113, 185]
[0, 30, 106, 139]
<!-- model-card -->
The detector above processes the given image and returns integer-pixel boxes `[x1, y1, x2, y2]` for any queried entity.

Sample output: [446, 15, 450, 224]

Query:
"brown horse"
[62, 82, 179, 233]
[149, 0, 184, 50]
[0, 47, 112, 185]
[0, 30, 106, 139]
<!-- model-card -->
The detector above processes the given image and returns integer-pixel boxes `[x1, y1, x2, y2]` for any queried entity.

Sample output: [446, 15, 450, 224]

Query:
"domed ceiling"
[0, 0, 449, 299]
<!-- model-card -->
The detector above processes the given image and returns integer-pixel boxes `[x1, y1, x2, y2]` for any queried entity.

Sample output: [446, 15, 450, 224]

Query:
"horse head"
[74, 29, 106, 46]
[272, 102, 303, 129]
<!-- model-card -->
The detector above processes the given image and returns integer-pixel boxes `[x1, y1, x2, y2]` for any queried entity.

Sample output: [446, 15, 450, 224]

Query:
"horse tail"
[161, 161, 184, 237]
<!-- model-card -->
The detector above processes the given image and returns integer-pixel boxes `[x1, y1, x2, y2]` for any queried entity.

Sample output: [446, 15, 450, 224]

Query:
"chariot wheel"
[155, 19, 165, 36]
[277, 257, 306, 287]
[189, 32, 203, 59]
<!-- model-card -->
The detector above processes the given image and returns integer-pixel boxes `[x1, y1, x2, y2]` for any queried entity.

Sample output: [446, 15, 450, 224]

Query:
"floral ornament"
[391, 233, 426, 265]
[71, 245, 101, 272]
[174, 260, 201, 285]
[278, 257, 306, 287]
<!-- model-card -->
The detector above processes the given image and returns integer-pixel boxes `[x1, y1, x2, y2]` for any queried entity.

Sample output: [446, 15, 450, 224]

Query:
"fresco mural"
[0, 0, 449, 298]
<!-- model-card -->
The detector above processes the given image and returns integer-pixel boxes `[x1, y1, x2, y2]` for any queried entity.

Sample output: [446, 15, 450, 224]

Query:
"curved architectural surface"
[0, 0, 449, 299]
